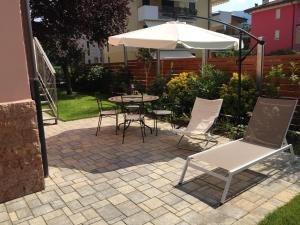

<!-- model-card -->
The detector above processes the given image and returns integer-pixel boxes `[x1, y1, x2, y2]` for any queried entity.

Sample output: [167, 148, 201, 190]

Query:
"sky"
[213, 0, 262, 12]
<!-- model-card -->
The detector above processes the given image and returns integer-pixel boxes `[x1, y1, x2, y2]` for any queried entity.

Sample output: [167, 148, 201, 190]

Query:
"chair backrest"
[96, 98, 103, 112]
[243, 97, 298, 149]
[121, 95, 144, 115]
[185, 98, 223, 134]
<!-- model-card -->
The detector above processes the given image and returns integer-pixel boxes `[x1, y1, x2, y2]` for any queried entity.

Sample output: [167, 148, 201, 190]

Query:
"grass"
[258, 195, 300, 225]
[55, 91, 115, 121]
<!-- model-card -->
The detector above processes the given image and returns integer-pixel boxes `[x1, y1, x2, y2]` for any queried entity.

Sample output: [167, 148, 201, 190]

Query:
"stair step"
[42, 109, 52, 112]
[40, 93, 46, 97]
[41, 101, 48, 105]
[43, 117, 57, 121]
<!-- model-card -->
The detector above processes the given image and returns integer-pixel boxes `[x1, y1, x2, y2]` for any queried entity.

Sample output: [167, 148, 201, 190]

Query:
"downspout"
[23, 0, 49, 177]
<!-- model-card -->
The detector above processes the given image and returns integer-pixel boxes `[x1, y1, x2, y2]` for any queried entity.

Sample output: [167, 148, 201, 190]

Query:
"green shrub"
[220, 72, 257, 118]
[167, 72, 197, 114]
[148, 76, 169, 96]
[270, 49, 298, 55]
[190, 64, 229, 99]
[72, 65, 112, 93]
[267, 64, 286, 79]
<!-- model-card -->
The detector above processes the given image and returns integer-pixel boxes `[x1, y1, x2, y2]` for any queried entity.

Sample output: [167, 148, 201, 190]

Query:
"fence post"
[256, 37, 265, 95]
[156, 49, 160, 76]
[202, 49, 208, 73]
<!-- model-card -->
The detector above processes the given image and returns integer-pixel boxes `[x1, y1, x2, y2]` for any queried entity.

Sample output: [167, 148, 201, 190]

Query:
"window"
[87, 49, 90, 56]
[276, 8, 281, 19]
[94, 57, 99, 64]
[142, 0, 150, 5]
[296, 25, 300, 44]
[87, 41, 90, 49]
[274, 30, 280, 40]
[162, 0, 174, 8]
[88, 59, 91, 64]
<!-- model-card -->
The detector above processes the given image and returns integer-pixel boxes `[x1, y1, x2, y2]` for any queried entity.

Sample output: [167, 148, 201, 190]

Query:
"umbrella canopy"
[108, 21, 241, 50]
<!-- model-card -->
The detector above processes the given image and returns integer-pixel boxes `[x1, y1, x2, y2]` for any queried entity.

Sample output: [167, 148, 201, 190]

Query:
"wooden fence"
[105, 54, 300, 130]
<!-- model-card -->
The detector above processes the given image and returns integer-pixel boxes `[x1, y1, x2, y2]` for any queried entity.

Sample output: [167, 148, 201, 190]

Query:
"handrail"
[33, 37, 56, 75]
[37, 72, 58, 115]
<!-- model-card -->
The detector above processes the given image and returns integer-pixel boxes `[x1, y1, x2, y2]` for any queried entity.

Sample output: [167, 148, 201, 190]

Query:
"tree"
[30, 0, 131, 94]
[136, 48, 154, 89]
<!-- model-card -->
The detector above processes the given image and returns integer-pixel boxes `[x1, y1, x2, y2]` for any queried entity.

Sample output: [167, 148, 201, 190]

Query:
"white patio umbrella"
[108, 21, 241, 50]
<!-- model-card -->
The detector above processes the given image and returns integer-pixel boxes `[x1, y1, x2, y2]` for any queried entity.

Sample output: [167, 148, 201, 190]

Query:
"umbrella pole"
[238, 31, 243, 125]
[156, 49, 160, 76]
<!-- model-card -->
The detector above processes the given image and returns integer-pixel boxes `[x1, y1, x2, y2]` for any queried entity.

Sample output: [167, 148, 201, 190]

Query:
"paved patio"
[1, 117, 300, 225]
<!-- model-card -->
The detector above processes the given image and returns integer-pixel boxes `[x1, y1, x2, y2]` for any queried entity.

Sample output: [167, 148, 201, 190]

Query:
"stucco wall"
[251, 4, 295, 54]
[0, 0, 31, 103]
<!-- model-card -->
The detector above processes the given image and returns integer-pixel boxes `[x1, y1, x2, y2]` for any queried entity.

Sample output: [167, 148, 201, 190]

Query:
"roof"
[245, 0, 300, 13]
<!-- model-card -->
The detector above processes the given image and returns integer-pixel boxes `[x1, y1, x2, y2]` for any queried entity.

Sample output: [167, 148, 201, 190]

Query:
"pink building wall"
[0, 0, 31, 103]
[251, 3, 300, 54]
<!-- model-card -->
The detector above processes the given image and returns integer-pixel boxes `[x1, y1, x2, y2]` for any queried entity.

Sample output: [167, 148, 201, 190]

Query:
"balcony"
[138, 5, 159, 21]
[160, 6, 197, 19]
[138, 5, 197, 22]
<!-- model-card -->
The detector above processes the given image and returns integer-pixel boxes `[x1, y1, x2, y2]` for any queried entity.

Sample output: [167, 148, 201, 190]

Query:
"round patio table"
[108, 95, 159, 103]
[109, 95, 159, 134]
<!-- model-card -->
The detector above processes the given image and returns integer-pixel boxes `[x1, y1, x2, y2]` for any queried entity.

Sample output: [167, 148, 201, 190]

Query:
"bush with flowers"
[220, 72, 257, 118]
[166, 72, 197, 114]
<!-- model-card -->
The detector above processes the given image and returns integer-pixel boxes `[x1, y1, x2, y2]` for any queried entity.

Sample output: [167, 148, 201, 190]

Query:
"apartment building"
[246, 0, 300, 54]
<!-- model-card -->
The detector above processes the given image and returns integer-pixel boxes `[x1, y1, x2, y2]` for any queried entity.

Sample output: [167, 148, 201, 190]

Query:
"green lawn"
[56, 91, 115, 121]
[258, 195, 300, 225]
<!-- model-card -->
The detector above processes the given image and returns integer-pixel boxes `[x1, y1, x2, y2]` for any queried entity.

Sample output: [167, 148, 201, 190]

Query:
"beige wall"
[0, 0, 31, 103]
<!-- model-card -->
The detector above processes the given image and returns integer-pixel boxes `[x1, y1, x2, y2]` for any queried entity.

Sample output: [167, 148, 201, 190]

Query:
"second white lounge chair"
[178, 97, 298, 204]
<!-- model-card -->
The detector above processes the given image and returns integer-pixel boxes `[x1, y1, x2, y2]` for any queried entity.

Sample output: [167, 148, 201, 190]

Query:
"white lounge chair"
[174, 97, 223, 149]
[178, 97, 298, 204]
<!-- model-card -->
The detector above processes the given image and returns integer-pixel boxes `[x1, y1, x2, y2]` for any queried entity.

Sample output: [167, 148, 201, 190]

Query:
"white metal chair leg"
[220, 173, 233, 204]
[178, 158, 191, 185]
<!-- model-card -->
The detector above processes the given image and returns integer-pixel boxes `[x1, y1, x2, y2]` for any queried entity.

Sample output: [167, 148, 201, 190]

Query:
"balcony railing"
[160, 6, 197, 19]
[138, 5, 197, 21]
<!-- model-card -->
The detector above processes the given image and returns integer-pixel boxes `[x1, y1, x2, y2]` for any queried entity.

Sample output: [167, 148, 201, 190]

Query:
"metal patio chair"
[121, 95, 146, 144]
[95, 98, 119, 136]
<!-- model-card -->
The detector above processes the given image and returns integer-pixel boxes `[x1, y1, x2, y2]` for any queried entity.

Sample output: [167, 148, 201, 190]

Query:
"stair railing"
[33, 37, 58, 121]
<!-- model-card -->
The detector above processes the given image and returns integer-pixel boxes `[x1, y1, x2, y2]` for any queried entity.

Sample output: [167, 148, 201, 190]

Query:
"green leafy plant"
[270, 49, 298, 55]
[220, 72, 257, 118]
[148, 76, 169, 96]
[167, 72, 197, 115]
[267, 64, 286, 79]
[190, 64, 229, 99]
[289, 62, 300, 85]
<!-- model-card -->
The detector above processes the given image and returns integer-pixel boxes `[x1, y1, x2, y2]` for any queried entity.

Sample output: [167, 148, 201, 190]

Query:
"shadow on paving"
[176, 168, 268, 208]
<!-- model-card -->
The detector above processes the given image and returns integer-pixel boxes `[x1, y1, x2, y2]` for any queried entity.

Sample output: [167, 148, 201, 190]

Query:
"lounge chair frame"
[178, 98, 297, 204]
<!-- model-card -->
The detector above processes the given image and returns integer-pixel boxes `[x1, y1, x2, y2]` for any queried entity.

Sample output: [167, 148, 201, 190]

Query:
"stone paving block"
[142, 198, 164, 210]
[152, 212, 181, 225]
[70, 213, 87, 225]
[46, 215, 73, 225]
[96, 204, 123, 221]
[81, 208, 99, 220]
[28, 216, 47, 225]
[181, 210, 203, 225]
[42, 209, 64, 221]
[16, 207, 32, 219]
[116, 201, 141, 217]
[127, 191, 149, 204]
[31, 204, 53, 217]
[117, 185, 136, 195]
[5, 200, 27, 213]
[108, 194, 128, 206]
[61, 192, 81, 203]
[0, 212, 9, 222]
[123, 211, 152, 225]
[38, 191, 60, 204]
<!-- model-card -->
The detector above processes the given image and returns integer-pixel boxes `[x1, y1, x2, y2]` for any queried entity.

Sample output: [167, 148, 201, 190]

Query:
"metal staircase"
[33, 37, 58, 124]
